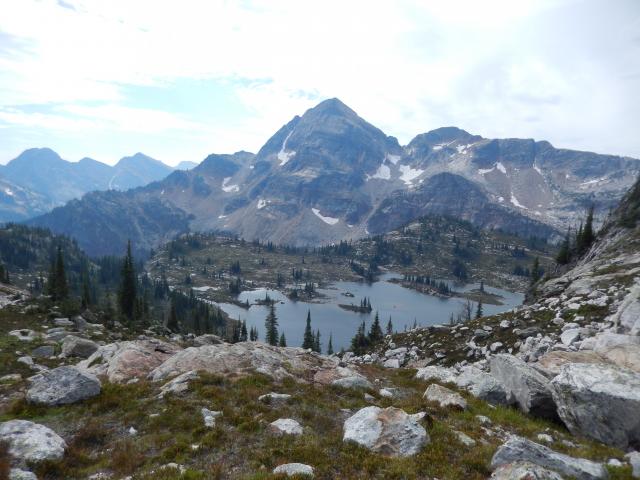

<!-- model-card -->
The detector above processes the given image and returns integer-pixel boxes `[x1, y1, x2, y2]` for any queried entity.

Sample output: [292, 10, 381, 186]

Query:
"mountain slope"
[29, 99, 639, 256]
[0, 149, 176, 221]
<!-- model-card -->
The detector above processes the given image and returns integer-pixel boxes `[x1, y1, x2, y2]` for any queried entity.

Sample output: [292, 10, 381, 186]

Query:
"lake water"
[217, 273, 523, 352]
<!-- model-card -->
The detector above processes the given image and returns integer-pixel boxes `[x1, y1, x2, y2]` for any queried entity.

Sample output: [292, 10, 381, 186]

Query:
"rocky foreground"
[1, 191, 640, 479]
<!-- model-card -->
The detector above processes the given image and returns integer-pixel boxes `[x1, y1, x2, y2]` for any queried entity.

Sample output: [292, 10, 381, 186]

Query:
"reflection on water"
[217, 273, 523, 352]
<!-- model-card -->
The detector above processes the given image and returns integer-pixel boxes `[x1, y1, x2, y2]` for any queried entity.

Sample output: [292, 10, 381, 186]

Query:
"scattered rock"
[454, 430, 476, 447]
[192, 334, 224, 346]
[158, 370, 199, 397]
[383, 358, 401, 369]
[0, 419, 66, 463]
[61, 336, 99, 358]
[259, 392, 292, 404]
[491, 436, 608, 480]
[490, 354, 557, 420]
[423, 384, 467, 410]
[537, 434, 554, 444]
[332, 375, 373, 390]
[343, 406, 428, 457]
[624, 451, 640, 478]
[53, 318, 73, 327]
[273, 463, 314, 477]
[455, 366, 512, 406]
[415, 366, 457, 384]
[8, 330, 39, 342]
[26, 366, 101, 406]
[490, 461, 563, 479]
[31, 345, 54, 358]
[551, 362, 640, 448]
[9, 469, 38, 480]
[201, 408, 222, 428]
[269, 418, 303, 436]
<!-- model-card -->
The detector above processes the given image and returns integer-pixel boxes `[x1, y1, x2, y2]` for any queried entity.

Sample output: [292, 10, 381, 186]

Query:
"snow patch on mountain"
[533, 164, 543, 175]
[367, 164, 391, 181]
[386, 154, 401, 165]
[257, 199, 267, 210]
[221, 177, 240, 193]
[510, 192, 527, 209]
[312, 208, 339, 225]
[399, 165, 424, 186]
[277, 130, 296, 166]
[4, 188, 14, 197]
[496, 162, 507, 174]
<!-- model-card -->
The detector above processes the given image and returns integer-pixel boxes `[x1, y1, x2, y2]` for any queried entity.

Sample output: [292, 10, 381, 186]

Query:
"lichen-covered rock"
[537, 351, 607, 376]
[415, 365, 457, 384]
[273, 463, 314, 477]
[490, 461, 563, 479]
[455, 366, 512, 405]
[423, 384, 467, 410]
[61, 335, 99, 358]
[78, 339, 181, 383]
[269, 418, 303, 436]
[490, 354, 557, 420]
[343, 406, 428, 457]
[491, 436, 608, 480]
[551, 362, 640, 448]
[0, 420, 66, 463]
[26, 366, 101, 406]
[158, 370, 199, 397]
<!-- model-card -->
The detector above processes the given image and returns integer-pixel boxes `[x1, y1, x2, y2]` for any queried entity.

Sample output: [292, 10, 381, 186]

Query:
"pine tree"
[48, 247, 68, 302]
[279, 332, 287, 347]
[265, 304, 279, 346]
[327, 333, 334, 355]
[118, 241, 137, 321]
[475, 301, 483, 319]
[368, 311, 383, 344]
[167, 297, 179, 333]
[240, 321, 248, 342]
[556, 229, 571, 265]
[313, 329, 321, 353]
[81, 274, 92, 309]
[581, 205, 595, 253]
[530, 257, 541, 285]
[302, 310, 314, 349]
[386, 317, 393, 335]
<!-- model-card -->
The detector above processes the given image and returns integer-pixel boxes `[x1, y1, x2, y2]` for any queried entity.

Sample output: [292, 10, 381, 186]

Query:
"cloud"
[0, 0, 639, 163]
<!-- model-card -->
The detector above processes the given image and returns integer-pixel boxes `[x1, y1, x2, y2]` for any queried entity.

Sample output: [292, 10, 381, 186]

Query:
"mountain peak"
[305, 97, 356, 118]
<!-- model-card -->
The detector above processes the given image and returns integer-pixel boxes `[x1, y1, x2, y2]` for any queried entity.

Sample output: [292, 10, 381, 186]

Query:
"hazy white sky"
[0, 0, 639, 165]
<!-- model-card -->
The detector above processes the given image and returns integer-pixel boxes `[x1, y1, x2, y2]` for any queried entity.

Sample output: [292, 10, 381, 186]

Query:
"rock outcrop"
[0, 420, 66, 463]
[26, 366, 101, 406]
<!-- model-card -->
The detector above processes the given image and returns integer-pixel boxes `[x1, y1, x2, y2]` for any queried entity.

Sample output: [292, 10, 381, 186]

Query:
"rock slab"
[26, 366, 101, 406]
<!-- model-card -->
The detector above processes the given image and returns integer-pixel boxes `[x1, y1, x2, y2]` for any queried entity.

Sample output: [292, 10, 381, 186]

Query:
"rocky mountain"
[0, 148, 175, 221]
[175, 160, 198, 170]
[29, 98, 639, 256]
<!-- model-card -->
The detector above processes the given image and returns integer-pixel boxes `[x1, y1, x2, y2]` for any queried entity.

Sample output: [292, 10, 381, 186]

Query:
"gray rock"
[193, 334, 224, 346]
[158, 370, 199, 397]
[26, 366, 101, 406]
[332, 376, 373, 390]
[490, 461, 563, 479]
[491, 436, 608, 480]
[382, 358, 401, 369]
[0, 420, 66, 463]
[8, 329, 39, 342]
[53, 317, 73, 327]
[259, 392, 292, 404]
[273, 463, 314, 477]
[31, 345, 55, 358]
[201, 408, 222, 428]
[560, 328, 582, 346]
[551, 362, 640, 448]
[490, 354, 557, 420]
[343, 406, 428, 457]
[516, 327, 541, 339]
[9, 469, 38, 480]
[474, 329, 490, 340]
[415, 366, 457, 384]
[269, 418, 303, 436]
[423, 384, 467, 409]
[624, 451, 640, 478]
[455, 366, 512, 406]
[454, 430, 476, 447]
[61, 336, 99, 358]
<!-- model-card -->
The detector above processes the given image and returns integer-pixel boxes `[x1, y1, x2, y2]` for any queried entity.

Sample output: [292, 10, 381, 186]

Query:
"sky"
[0, 0, 639, 166]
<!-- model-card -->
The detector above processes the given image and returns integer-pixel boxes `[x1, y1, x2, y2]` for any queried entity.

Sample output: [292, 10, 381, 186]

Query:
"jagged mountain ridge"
[0, 148, 177, 221]
[29, 98, 639, 256]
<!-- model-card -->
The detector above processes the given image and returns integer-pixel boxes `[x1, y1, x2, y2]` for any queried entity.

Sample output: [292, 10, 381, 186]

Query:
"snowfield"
[312, 208, 339, 225]
[277, 130, 296, 166]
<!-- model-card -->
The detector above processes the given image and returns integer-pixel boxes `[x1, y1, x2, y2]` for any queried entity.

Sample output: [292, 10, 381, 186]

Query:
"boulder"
[537, 351, 607, 376]
[26, 366, 101, 406]
[53, 318, 73, 327]
[343, 406, 428, 457]
[550, 362, 640, 448]
[613, 285, 640, 334]
[423, 384, 467, 410]
[8, 329, 39, 342]
[490, 354, 557, 420]
[624, 451, 640, 478]
[383, 358, 401, 369]
[201, 408, 222, 428]
[192, 334, 224, 346]
[9, 469, 38, 480]
[593, 333, 640, 373]
[332, 376, 373, 390]
[150, 342, 337, 383]
[491, 436, 608, 480]
[31, 345, 55, 358]
[415, 366, 458, 384]
[269, 418, 303, 436]
[78, 339, 181, 383]
[259, 392, 292, 404]
[61, 336, 99, 358]
[490, 461, 563, 479]
[455, 366, 512, 406]
[158, 370, 199, 397]
[273, 463, 314, 477]
[0, 419, 66, 463]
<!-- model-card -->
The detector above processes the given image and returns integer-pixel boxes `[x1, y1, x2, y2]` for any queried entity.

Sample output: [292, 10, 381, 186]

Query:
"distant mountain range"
[27, 98, 640, 256]
[0, 149, 194, 221]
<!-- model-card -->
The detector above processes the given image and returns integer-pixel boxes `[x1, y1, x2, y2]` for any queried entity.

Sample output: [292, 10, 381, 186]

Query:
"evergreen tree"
[581, 205, 595, 253]
[313, 329, 321, 353]
[118, 241, 137, 321]
[475, 301, 483, 319]
[302, 310, 314, 349]
[556, 229, 571, 265]
[167, 297, 179, 333]
[530, 257, 541, 285]
[368, 311, 384, 344]
[279, 332, 287, 347]
[81, 275, 92, 309]
[265, 304, 279, 346]
[386, 317, 393, 335]
[240, 321, 248, 342]
[327, 333, 334, 355]
[48, 247, 69, 302]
